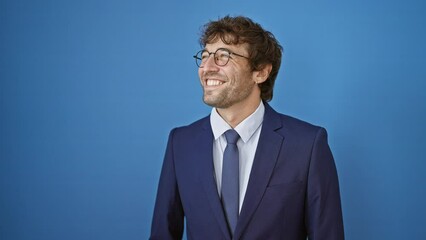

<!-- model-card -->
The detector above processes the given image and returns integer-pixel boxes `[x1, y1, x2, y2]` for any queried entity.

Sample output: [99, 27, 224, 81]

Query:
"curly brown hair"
[199, 15, 283, 102]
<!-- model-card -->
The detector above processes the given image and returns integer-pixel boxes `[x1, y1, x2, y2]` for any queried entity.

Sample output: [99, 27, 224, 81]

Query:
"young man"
[150, 16, 344, 240]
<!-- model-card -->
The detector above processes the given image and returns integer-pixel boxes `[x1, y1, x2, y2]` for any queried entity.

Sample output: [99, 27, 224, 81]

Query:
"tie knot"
[224, 129, 240, 144]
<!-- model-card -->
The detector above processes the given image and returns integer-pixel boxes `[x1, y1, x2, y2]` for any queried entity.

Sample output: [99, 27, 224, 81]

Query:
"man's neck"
[216, 99, 262, 128]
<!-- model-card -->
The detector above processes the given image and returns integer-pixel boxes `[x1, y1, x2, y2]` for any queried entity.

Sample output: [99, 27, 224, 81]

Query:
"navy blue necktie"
[221, 129, 240, 235]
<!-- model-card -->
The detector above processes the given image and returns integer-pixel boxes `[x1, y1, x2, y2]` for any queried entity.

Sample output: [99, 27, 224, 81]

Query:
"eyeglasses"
[193, 48, 249, 68]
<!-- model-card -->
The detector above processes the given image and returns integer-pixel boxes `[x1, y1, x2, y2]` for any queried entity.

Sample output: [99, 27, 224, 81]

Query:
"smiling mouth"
[206, 79, 225, 86]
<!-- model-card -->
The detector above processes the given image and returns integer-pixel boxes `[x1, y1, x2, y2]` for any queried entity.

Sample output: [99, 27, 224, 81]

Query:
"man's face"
[198, 39, 258, 109]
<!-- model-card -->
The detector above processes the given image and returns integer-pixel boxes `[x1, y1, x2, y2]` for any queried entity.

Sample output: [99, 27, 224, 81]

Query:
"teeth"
[206, 80, 223, 86]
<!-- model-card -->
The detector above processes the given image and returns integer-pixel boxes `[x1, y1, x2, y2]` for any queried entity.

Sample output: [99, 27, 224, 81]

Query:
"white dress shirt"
[210, 101, 265, 212]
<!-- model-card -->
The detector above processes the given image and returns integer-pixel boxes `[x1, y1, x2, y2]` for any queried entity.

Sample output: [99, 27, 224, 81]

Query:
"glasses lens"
[195, 50, 208, 67]
[215, 49, 230, 66]
[200, 51, 210, 66]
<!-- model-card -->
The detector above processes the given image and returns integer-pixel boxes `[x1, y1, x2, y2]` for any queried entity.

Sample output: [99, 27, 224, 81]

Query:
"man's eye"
[201, 53, 209, 59]
[218, 53, 230, 59]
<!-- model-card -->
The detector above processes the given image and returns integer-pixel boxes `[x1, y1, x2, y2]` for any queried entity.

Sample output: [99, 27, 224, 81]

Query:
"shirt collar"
[210, 101, 265, 143]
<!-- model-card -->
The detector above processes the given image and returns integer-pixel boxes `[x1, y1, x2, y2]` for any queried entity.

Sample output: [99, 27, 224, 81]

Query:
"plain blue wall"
[1, 0, 425, 239]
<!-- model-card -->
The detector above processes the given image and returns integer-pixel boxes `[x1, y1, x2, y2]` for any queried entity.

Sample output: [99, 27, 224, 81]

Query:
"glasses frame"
[193, 48, 250, 68]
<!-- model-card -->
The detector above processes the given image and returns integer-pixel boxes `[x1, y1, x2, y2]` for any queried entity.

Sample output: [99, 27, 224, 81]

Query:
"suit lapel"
[196, 119, 231, 239]
[234, 103, 284, 239]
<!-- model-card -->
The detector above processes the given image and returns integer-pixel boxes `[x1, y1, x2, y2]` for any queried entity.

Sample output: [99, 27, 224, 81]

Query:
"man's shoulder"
[182, 115, 210, 129]
[169, 115, 211, 136]
[266, 102, 319, 125]
[266, 105, 325, 138]
[279, 112, 320, 130]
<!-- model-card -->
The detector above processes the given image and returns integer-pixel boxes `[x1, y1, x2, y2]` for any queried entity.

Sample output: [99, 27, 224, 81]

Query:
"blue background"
[1, 0, 425, 239]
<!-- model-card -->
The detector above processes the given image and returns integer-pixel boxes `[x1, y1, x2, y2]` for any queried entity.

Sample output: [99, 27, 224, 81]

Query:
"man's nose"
[202, 55, 219, 71]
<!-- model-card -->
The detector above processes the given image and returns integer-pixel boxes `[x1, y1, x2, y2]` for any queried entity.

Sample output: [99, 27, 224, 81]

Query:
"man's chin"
[203, 98, 217, 108]
[203, 97, 231, 109]
[203, 95, 219, 107]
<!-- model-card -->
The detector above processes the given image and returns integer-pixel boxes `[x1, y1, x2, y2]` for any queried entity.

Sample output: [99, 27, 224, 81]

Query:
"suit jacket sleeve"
[150, 129, 184, 240]
[306, 128, 345, 240]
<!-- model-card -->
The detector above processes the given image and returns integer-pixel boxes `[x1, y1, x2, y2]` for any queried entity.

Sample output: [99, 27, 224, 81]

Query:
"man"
[150, 16, 344, 240]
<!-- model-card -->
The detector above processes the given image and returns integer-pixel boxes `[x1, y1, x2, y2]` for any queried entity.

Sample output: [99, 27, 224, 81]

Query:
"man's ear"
[253, 64, 272, 84]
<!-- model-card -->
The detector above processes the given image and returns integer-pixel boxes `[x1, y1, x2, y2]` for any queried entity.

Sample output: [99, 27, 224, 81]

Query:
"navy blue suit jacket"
[150, 103, 344, 239]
